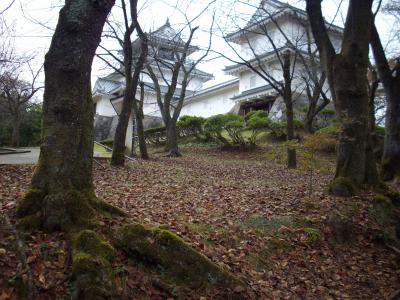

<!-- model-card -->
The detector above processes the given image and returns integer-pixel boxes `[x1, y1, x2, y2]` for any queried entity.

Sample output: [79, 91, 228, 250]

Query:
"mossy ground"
[115, 224, 244, 292]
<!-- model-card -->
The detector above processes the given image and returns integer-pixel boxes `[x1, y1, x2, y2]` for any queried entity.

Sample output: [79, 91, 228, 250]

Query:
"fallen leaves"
[0, 147, 400, 299]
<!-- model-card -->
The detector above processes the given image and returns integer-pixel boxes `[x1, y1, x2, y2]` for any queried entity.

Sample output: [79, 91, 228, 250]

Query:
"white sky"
[1, 0, 398, 99]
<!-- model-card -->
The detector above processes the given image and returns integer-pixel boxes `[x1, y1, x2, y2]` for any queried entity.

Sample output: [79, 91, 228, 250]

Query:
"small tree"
[0, 65, 42, 147]
[146, 22, 212, 157]
[97, 0, 149, 165]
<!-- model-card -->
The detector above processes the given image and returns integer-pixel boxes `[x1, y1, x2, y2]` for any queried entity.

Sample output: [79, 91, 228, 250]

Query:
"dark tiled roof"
[226, 0, 343, 41]
[231, 84, 275, 100]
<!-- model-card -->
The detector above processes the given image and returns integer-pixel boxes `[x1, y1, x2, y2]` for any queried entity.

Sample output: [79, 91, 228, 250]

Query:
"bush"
[268, 121, 287, 141]
[204, 114, 227, 143]
[224, 114, 246, 145]
[144, 126, 166, 145]
[293, 119, 304, 129]
[304, 125, 339, 153]
[320, 108, 335, 116]
[99, 139, 114, 147]
[246, 111, 271, 144]
[315, 125, 339, 138]
[177, 115, 205, 138]
[204, 114, 247, 147]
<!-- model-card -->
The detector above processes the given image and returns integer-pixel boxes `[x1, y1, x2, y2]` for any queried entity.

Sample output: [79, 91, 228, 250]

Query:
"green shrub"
[304, 125, 339, 153]
[293, 119, 304, 129]
[204, 114, 247, 146]
[144, 126, 167, 145]
[268, 121, 287, 141]
[177, 115, 205, 138]
[320, 108, 335, 116]
[204, 114, 229, 145]
[99, 139, 114, 147]
[246, 111, 271, 144]
[224, 114, 246, 145]
[244, 110, 268, 121]
[144, 126, 166, 134]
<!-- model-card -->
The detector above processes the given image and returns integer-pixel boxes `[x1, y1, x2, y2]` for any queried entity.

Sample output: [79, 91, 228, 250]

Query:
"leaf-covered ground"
[1, 146, 399, 299]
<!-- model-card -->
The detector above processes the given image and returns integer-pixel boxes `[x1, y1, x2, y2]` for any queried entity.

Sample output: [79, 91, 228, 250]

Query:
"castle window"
[158, 47, 174, 60]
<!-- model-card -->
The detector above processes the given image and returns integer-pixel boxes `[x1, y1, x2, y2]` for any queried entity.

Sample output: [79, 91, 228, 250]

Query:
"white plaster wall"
[125, 115, 133, 153]
[95, 96, 116, 117]
[180, 85, 239, 118]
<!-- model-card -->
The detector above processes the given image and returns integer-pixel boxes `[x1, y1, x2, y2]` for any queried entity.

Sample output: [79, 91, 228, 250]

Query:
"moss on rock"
[115, 224, 244, 291]
[73, 229, 115, 260]
[329, 176, 358, 197]
[72, 230, 115, 299]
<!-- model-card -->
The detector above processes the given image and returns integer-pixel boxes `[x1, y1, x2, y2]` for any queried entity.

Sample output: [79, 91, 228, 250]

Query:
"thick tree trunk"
[17, 0, 117, 232]
[306, 0, 379, 196]
[11, 113, 20, 147]
[381, 83, 400, 181]
[166, 121, 181, 157]
[332, 55, 378, 187]
[370, 23, 400, 181]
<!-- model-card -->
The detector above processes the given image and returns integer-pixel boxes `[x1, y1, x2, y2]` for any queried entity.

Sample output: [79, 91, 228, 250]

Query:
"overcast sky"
[1, 0, 398, 97]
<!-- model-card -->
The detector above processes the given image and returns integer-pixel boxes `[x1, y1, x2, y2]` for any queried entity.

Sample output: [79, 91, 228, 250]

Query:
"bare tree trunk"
[111, 89, 133, 166]
[283, 50, 296, 168]
[17, 0, 117, 232]
[370, 22, 400, 181]
[306, 0, 379, 196]
[11, 112, 20, 147]
[166, 121, 181, 157]
[304, 102, 316, 134]
[135, 85, 148, 159]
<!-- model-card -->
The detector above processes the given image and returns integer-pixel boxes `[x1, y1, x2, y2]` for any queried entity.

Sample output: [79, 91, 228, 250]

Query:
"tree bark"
[306, 0, 379, 195]
[135, 82, 149, 159]
[11, 112, 20, 147]
[282, 50, 296, 169]
[17, 0, 117, 232]
[111, 90, 133, 165]
[370, 22, 400, 181]
[166, 121, 181, 157]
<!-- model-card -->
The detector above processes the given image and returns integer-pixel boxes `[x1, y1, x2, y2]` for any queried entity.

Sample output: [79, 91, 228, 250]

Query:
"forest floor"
[0, 143, 399, 299]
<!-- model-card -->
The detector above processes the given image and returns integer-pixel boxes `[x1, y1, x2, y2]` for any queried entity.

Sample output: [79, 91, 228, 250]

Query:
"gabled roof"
[231, 83, 276, 101]
[145, 19, 198, 55]
[148, 19, 185, 46]
[223, 46, 310, 75]
[93, 77, 123, 95]
[226, 0, 343, 43]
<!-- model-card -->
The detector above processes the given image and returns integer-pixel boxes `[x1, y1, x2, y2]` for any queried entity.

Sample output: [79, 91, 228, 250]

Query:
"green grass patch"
[242, 214, 295, 236]
[94, 143, 112, 158]
[261, 142, 335, 173]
